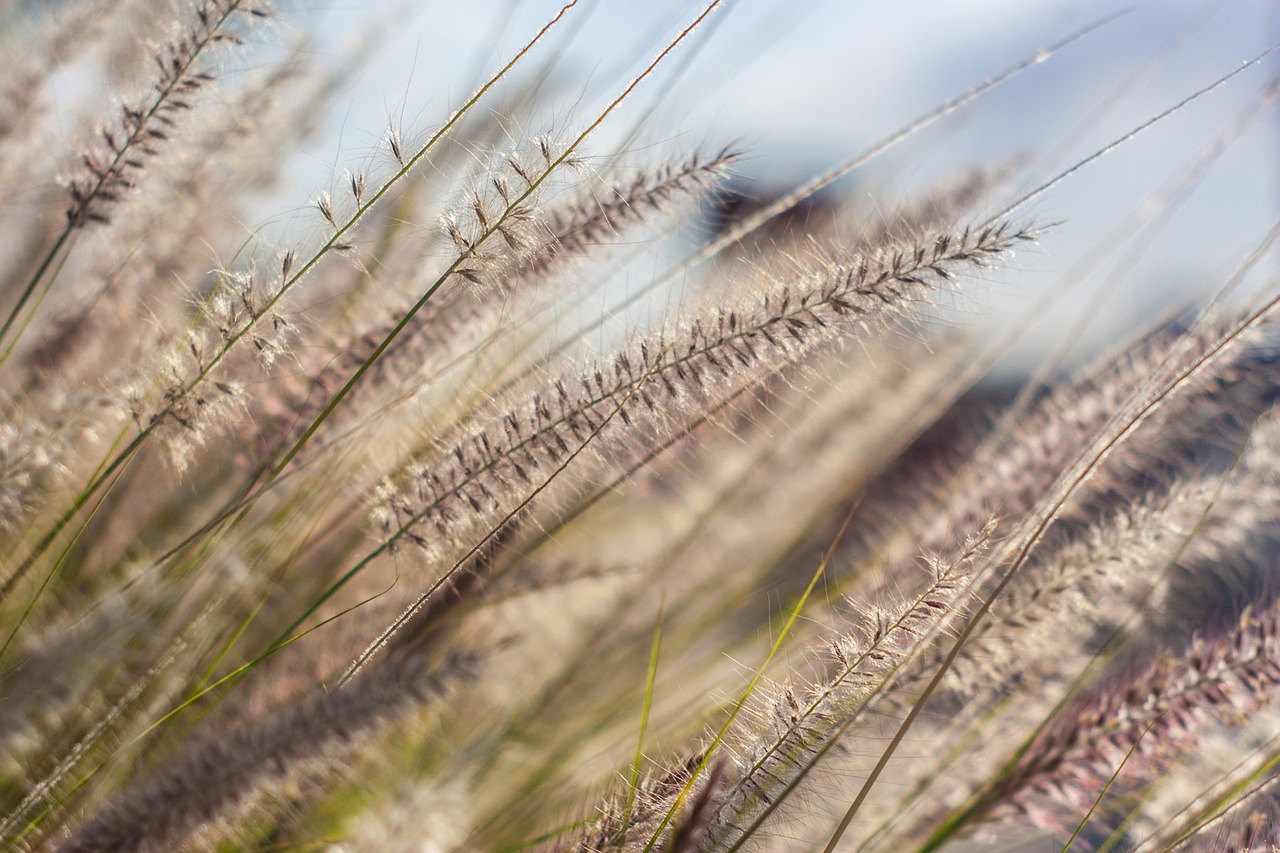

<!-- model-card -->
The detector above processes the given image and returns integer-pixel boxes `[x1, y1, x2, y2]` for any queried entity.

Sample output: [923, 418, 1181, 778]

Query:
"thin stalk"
[621, 600, 666, 850]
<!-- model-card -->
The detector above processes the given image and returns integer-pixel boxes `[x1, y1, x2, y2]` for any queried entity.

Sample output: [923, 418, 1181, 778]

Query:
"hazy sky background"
[296, 0, 1279, 368]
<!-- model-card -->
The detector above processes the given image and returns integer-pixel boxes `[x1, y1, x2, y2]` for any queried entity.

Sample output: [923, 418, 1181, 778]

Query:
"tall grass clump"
[1, 2, 1278, 850]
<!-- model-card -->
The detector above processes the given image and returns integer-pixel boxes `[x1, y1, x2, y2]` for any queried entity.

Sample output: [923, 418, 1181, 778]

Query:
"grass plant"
[1, 2, 1278, 850]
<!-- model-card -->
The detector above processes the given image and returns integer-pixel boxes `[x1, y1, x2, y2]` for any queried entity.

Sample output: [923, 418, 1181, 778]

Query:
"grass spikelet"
[0, 0, 266, 358]
[986, 599, 1280, 841]
[58, 648, 480, 853]
[707, 522, 995, 849]
[363, 223, 1027, 604]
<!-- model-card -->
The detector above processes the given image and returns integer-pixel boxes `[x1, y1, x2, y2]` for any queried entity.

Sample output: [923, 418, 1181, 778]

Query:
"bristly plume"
[705, 522, 994, 848]
[65, 0, 266, 228]
[989, 598, 1280, 840]
[525, 147, 741, 280]
[372, 224, 1032, 561]
[58, 648, 479, 853]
